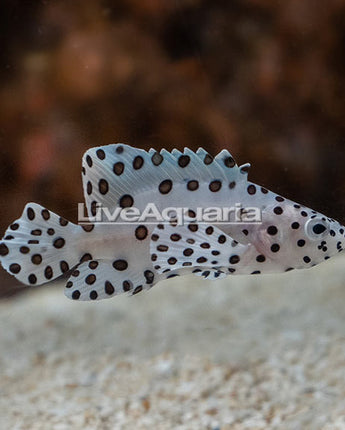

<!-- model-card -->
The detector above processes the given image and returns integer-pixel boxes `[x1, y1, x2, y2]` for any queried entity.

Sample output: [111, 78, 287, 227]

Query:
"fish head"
[250, 201, 345, 270]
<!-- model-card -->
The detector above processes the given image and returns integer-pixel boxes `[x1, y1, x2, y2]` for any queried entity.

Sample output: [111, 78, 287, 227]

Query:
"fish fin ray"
[64, 259, 156, 301]
[150, 221, 250, 275]
[0, 203, 81, 285]
[193, 268, 228, 280]
[82, 144, 247, 216]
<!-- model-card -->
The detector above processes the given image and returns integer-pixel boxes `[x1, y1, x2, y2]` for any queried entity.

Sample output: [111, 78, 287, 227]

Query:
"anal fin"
[65, 259, 154, 301]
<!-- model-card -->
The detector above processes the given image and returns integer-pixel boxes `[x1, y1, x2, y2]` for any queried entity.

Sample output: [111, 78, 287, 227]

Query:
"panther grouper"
[0, 144, 344, 301]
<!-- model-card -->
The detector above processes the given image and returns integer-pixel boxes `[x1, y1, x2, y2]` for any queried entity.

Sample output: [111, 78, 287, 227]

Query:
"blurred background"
[1, 0, 345, 293]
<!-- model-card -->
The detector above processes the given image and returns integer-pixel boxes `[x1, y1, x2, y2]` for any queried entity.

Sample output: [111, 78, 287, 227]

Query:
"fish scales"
[0, 144, 343, 301]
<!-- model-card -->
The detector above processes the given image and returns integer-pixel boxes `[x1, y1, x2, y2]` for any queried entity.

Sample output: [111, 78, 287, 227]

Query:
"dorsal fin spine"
[82, 144, 249, 215]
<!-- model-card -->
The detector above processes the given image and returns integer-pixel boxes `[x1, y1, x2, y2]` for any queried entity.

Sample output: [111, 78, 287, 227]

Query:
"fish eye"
[312, 223, 327, 234]
[305, 218, 329, 240]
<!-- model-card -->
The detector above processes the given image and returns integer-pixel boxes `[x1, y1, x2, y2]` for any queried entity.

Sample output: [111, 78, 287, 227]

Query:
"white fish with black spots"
[0, 144, 344, 301]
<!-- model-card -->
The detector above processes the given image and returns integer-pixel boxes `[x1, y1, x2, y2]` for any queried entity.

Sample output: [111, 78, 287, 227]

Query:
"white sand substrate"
[1, 256, 345, 429]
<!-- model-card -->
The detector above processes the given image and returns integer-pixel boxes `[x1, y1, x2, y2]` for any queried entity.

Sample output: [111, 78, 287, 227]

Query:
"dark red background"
[1, 0, 345, 294]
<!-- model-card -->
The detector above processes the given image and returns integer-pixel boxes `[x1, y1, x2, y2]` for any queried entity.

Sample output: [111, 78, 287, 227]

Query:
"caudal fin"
[0, 203, 81, 286]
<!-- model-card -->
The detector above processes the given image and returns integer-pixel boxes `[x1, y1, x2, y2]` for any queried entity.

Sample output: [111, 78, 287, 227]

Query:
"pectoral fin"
[150, 221, 252, 277]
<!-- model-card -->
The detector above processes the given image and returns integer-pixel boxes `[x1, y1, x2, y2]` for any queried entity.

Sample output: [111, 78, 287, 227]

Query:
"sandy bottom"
[1, 256, 345, 430]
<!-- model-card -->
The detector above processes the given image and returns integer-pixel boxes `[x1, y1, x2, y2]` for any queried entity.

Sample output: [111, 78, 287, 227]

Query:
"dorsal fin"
[82, 144, 247, 216]
[239, 162, 251, 177]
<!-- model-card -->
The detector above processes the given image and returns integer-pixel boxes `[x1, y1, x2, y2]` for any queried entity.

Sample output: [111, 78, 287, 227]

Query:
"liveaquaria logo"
[78, 203, 262, 225]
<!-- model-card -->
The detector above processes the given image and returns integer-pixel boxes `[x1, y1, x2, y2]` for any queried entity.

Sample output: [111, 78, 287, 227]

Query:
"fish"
[0, 144, 344, 301]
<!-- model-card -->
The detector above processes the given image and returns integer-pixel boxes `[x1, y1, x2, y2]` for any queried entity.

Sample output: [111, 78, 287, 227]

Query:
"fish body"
[0, 144, 344, 301]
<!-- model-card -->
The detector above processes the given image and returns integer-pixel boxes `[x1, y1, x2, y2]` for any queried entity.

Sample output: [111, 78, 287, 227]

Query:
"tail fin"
[0, 203, 81, 286]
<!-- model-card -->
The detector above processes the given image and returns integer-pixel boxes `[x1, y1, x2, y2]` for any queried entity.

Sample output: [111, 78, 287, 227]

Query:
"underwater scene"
[1, 1, 345, 429]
